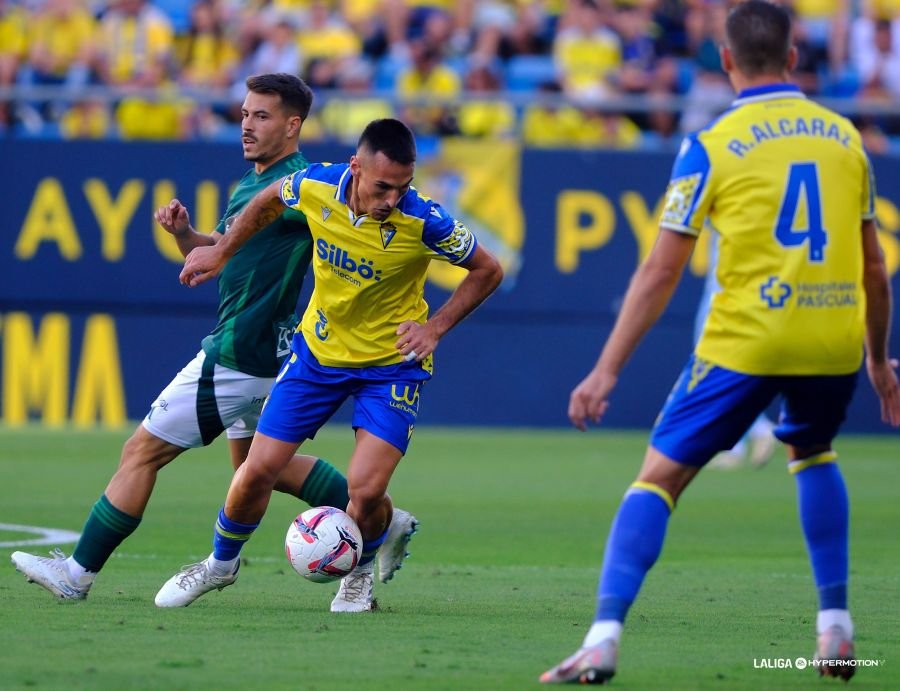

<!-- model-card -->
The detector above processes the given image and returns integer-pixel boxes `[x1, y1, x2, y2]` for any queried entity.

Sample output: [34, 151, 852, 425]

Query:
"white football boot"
[12, 549, 92, 600]
[155, 557, 239, 607]
[330, 561, 375, 613]
[377, 508, 419, 583]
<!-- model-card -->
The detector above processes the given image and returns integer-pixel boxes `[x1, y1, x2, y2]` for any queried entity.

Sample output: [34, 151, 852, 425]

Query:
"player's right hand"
[180, 245, 224, 287]
[155, 199, 191, 236]
[568, 368, 617, 431]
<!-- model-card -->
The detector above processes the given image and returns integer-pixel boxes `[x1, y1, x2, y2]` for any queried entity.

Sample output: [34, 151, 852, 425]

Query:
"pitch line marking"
[0, 523, 80, 548]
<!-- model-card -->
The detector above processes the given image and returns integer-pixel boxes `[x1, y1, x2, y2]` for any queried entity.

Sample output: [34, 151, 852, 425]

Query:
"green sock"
[298, 459, 350, 509]
[72, 494, 141, 572]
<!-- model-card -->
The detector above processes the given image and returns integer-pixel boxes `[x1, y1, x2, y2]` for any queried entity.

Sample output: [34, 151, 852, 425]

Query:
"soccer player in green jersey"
[155, 118, 503, 612]
[11, 74, 418, 602]
[541, 1, 900, 684]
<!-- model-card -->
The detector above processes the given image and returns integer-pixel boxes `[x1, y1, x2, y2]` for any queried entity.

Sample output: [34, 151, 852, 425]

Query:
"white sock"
[65, 557, 95, 583]
[729, 439, 747, 456]
[583, 620, 623, 647]
[207, 554, 238, 577]
[817, 609, 853, 638]
[749, 415, 774, 437]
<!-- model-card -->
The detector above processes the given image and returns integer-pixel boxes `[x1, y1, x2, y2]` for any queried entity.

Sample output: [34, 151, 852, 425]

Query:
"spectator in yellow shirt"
[553, 0, 621, 101]
[95, 0, 174, 87]
[177, 0, 238, 89]
[297, 0, 362, 87]
[0, 0, 27, 128]
[61, 99, 112, 139]
[457, 62, 516, 138]
[20, 0, 96, 120]
[320, 58, 393, 142]
[396, 38, 460, 134]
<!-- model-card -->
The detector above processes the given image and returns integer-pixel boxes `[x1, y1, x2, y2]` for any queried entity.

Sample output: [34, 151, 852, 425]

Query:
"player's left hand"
[866, 356, 900, 426]
[180, 245, 225, 287]
[568, 367, 618, 431]
[395, 321, 437, 362]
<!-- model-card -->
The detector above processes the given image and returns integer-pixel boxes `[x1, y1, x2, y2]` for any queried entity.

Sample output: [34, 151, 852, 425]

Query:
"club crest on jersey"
[322, 205, 332, 222]
[379, 222, 397, 249]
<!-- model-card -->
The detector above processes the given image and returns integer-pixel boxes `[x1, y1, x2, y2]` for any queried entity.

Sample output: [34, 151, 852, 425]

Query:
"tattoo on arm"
[252, 198, 283, 228]
[222, 193, 285, 256]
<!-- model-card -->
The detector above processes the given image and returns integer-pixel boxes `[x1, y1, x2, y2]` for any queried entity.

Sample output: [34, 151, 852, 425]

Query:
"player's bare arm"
[569, 229, 696, 431]
[860, 218, 900, 425]
[395, 244, 503, 362]
[154, 198, 219, 258]
[180, 179, 286, 287]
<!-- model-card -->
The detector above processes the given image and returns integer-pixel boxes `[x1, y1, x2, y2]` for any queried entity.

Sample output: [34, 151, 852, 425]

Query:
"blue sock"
[358, 528, 388, 567]
[793, 459, 848, 610]
[596, 485, 672, 622]
[212, 508, 259, 562]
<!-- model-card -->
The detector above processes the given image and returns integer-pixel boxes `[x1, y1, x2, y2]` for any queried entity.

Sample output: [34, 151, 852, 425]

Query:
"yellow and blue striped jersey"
[660, 83, 875, 376]
[279, 162, 477, 367]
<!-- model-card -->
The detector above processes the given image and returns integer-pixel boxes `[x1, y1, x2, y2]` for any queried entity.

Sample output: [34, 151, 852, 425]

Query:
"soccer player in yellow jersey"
[542, 1, 900, 684]
[11, 75, 415, 603]
[156, 118, 503, 612]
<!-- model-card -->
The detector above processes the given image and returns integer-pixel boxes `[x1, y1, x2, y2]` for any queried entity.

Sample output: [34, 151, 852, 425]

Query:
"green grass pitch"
[0, 425, 897, 690]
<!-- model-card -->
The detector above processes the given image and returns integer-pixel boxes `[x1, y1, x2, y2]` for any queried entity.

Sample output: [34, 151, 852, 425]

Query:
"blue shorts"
[650, 355, 858, 466]
[257, 335, 432, 454]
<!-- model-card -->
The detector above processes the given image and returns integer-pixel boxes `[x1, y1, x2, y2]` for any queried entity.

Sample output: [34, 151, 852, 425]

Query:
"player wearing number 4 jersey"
[542, 1, 900, 685]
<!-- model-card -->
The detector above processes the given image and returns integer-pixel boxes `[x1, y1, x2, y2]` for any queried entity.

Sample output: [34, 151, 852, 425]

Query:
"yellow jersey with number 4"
[660, 83, 875, 375]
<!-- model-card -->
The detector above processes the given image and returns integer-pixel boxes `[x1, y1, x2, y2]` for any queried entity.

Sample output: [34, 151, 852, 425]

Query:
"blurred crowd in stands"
[1, 0, 899, 151]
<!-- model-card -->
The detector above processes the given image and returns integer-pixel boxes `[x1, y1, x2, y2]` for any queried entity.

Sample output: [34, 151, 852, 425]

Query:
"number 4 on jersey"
[775, 162, 827, 262]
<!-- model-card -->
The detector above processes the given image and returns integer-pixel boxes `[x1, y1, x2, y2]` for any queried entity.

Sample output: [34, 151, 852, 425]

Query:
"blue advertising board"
[1, 139, 898, 433]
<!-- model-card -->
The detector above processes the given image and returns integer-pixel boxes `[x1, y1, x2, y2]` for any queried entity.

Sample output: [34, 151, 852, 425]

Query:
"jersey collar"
[733, 82, 805, 107]
[335, 164, 369, 226]
[336, 165, 352, 205]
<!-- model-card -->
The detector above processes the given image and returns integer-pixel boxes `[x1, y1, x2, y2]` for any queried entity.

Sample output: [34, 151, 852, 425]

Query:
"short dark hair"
[725, 0, 792, 78]
[358, 118, 417, 165]
[245, 73, 313, 121]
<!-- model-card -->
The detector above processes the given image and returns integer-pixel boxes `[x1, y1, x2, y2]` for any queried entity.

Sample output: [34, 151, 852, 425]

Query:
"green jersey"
[201, 152, 312, 377]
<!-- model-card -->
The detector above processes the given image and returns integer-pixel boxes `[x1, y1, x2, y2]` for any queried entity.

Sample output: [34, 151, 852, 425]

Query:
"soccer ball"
[285, 506, 363, 583]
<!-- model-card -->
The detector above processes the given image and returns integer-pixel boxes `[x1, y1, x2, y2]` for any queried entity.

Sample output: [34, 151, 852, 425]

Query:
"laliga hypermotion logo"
[760, 276, 792, 308]
[752, 657, 884, 670]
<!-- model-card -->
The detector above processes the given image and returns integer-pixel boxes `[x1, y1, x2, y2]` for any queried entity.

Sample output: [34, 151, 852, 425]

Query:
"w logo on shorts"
[391, 384, 420, 407]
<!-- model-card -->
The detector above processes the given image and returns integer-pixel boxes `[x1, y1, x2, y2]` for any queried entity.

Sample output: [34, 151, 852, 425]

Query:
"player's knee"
[347, 483, 386, 515]
[120, 428, 182, 470]
[237, 457, 283, 494]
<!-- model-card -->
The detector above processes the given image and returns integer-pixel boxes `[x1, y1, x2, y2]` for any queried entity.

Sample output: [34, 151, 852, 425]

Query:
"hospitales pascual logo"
[760, 276, 792, 308]
[752, 657, 884, 671]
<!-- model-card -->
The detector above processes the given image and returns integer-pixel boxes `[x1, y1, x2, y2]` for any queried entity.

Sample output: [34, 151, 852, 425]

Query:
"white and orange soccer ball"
[285, 506, 363, 583]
